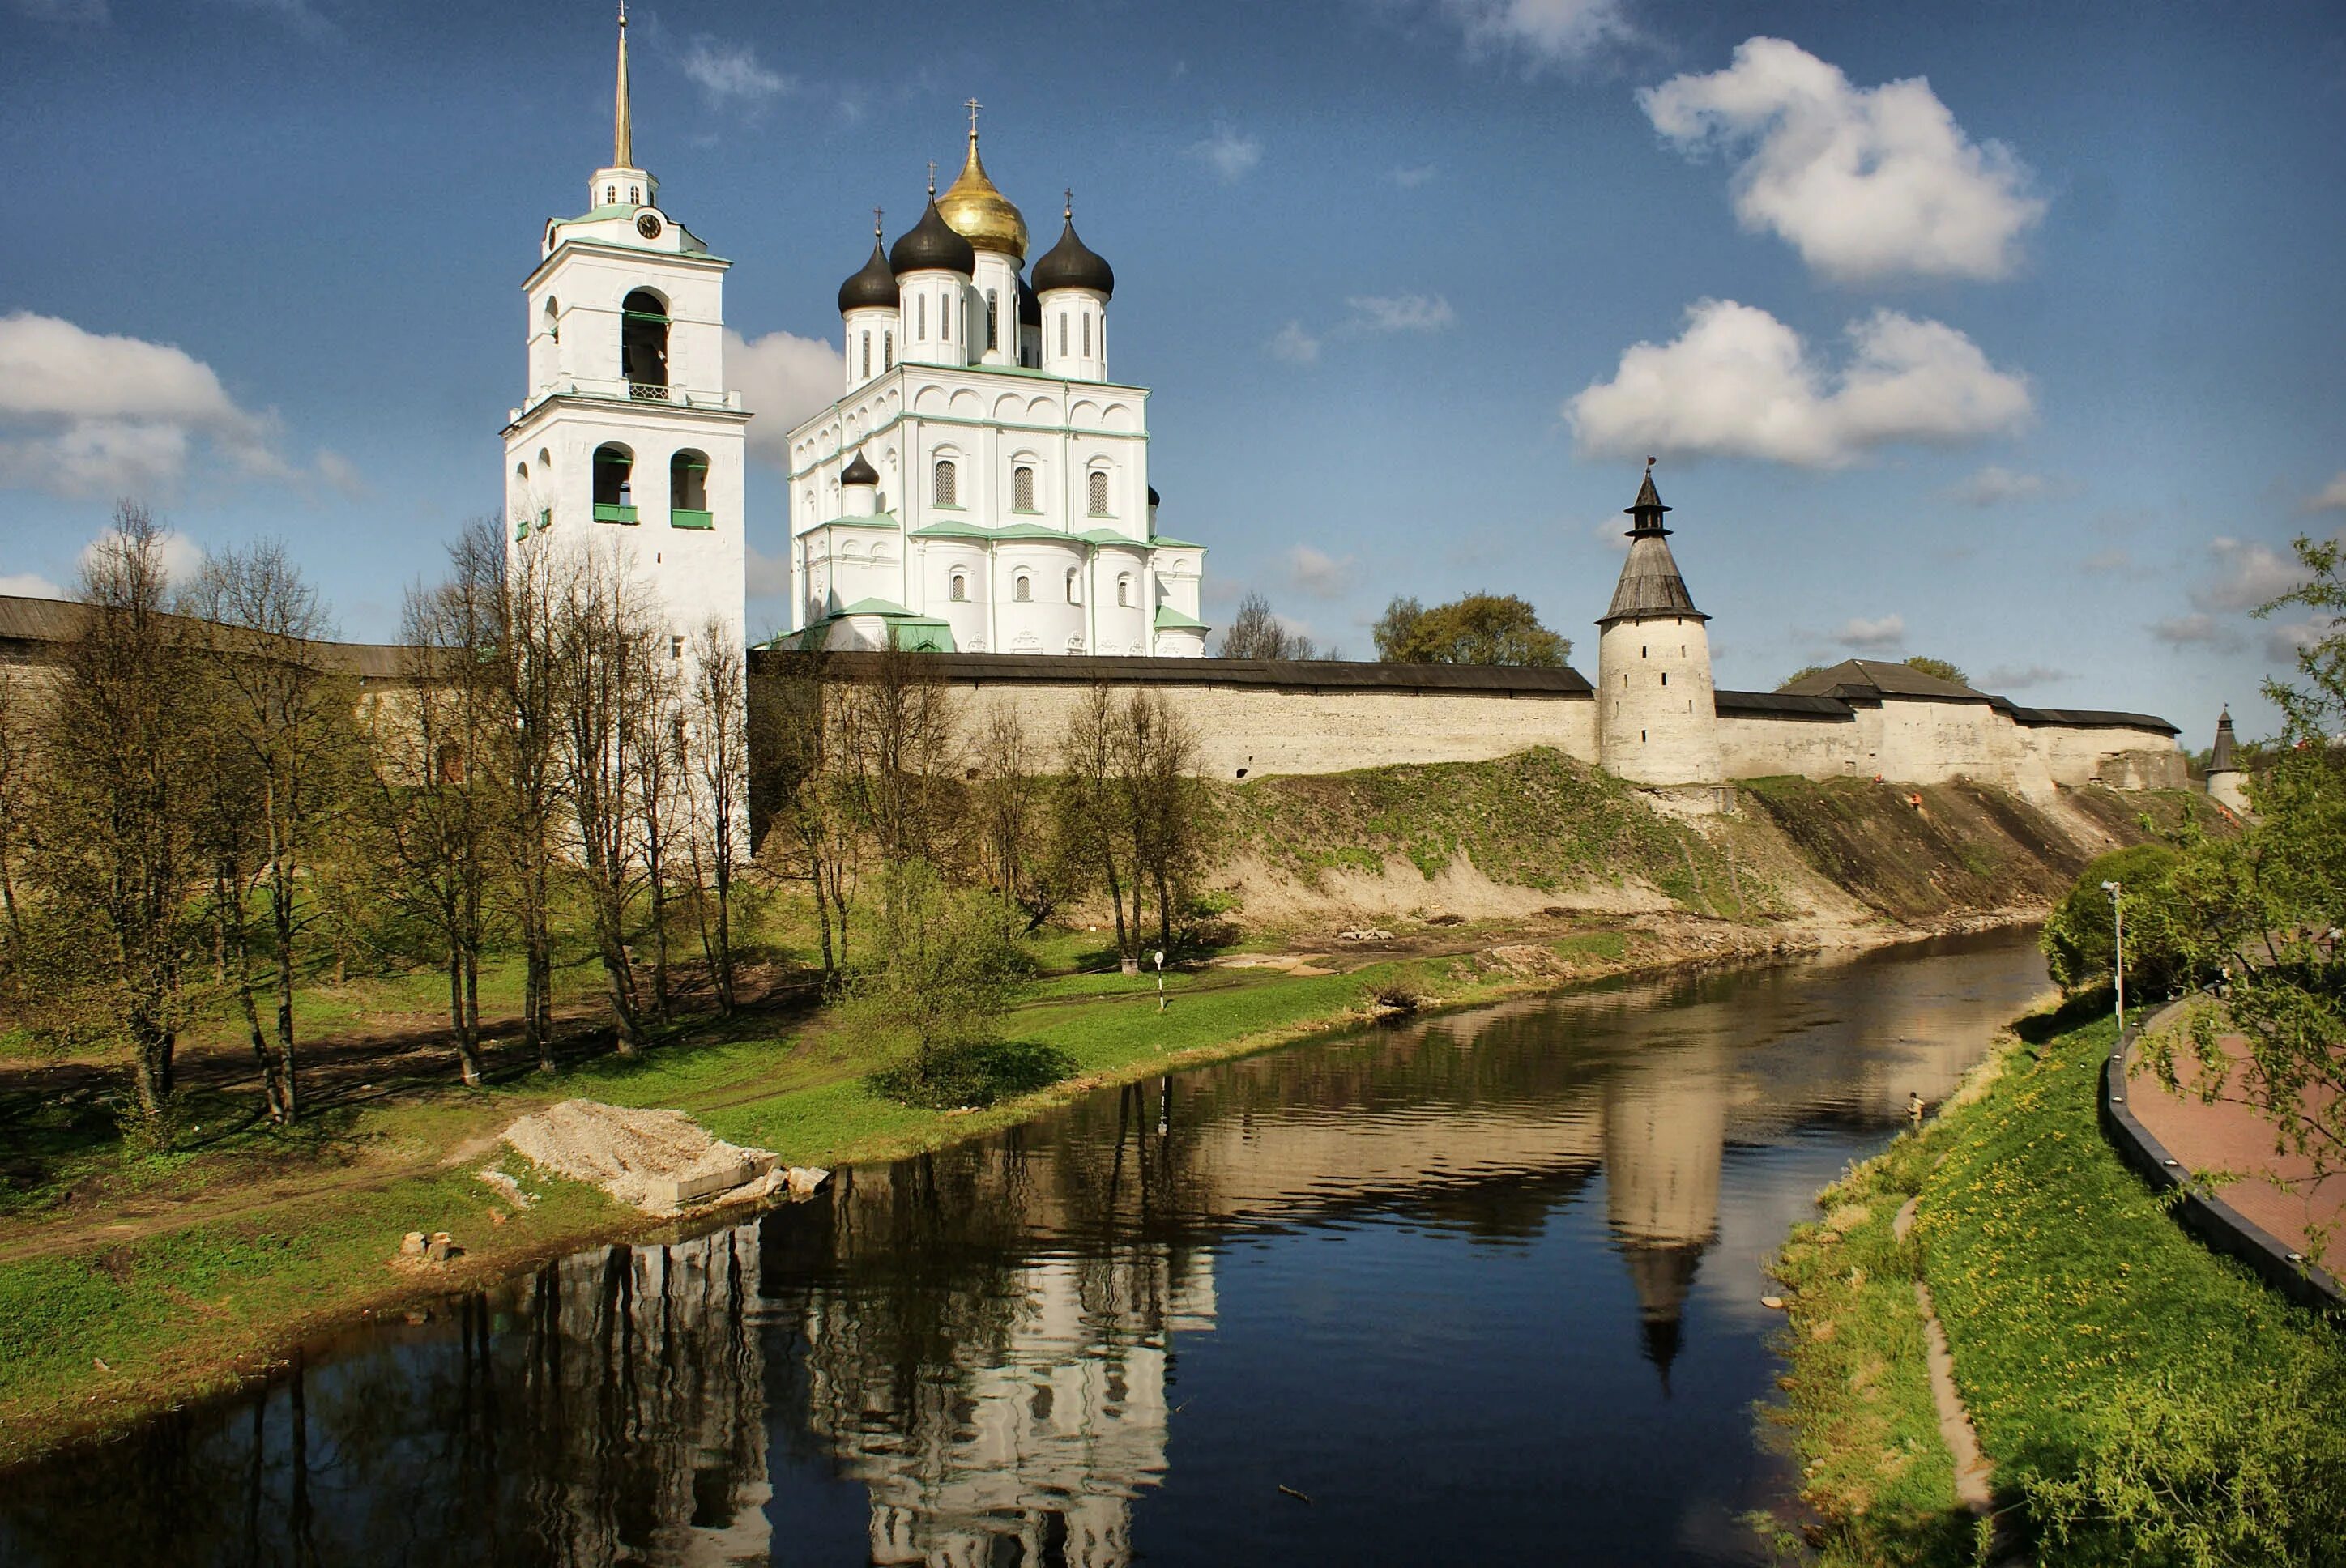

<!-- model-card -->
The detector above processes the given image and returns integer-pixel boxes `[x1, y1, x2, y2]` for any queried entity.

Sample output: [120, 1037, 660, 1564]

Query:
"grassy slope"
[1213, 747, 1765, 916]
[1773, 1007, 2346, 1566]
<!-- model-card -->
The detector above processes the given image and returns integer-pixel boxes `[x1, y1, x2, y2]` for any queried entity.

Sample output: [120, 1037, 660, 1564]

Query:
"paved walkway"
[2129, 1009, 2346, 1264]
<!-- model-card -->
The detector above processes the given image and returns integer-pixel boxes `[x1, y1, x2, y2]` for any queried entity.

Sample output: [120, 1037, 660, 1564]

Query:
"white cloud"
[724, 329, 842, 464]
[2192, 536, 2309, 615]
[1285, 544, 1359, 598]
[0, 311, 284, 497]
[1984, 663, 2064, 690]
[1346, 293, 1457, 333]
[1437, 0, 1629, 69]
[1268, 322, 1321, 364]
[2151, 613, 2241, 650]
[314, 448, 364, 498]
[1566, 299, 2032, 468]
[1191, 124, 1262, 183]
[0, 572, 64, 598]
[1835, 614, 1905, 651]
[1640, 37, 2045, 283]
[1391, 163, 1438, 189]
[2304, 472, 2346, 513]
[79, 522, 203, 587]
[679, 36, 793, 111]
[2264, 617, 2334, 666]
[1943, 465, 2046, 507]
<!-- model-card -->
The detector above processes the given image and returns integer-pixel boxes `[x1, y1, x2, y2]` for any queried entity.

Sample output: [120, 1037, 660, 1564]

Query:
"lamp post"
[2101, 880, 2125, 1031]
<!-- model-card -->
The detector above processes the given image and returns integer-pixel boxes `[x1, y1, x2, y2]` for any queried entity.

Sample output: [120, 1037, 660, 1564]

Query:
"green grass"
[1551, 931, 1627, 964]
[1772, 1006, 2346, 1566]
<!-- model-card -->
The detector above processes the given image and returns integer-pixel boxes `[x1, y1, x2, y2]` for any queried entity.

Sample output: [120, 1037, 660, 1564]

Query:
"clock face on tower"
[636, 212, 663, 240]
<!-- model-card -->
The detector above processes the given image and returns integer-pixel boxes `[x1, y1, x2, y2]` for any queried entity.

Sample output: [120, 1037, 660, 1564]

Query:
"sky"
[2, 0, 2342, 742]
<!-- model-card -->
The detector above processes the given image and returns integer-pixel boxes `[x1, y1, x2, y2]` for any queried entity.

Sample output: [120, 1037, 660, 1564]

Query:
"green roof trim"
[1147, 535, 1207, 550]
[989, 522, 1068, 540]
[1073, 529, 1150, 549]
[1154, 606, 1208, 630]
[908, 519, 994, 539]
[835, 597, 917, 618]
[889, 619, 957, 653]
[814, 512, 901, 531]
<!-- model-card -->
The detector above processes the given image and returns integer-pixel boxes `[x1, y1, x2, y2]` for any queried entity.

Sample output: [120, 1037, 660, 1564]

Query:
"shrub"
[2041, 842, 2180, 995]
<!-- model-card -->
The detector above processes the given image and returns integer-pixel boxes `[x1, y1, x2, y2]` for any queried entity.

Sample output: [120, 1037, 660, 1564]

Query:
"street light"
[2101, 880, 2125, 1032]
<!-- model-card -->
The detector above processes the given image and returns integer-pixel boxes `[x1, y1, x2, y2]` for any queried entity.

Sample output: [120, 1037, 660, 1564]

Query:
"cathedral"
[785, 111, 1209, 656]
[502, 8, 1207, 663]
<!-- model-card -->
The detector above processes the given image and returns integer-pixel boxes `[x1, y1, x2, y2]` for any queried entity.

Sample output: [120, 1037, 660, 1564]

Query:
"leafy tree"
[846, 859, 1030, 1099]
[1777, 664, 1828, 691]
[2041, 842, 2182, 996]
[1904, 655, 1971, 688]
[1373, 592, 1567, 667]
[1218, 590, 1317, 659]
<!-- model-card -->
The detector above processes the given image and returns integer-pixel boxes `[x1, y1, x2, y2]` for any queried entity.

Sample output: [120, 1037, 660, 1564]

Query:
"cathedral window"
[1059, 313, 1068, 356]
[884, 332, 894, 369]
[1013, 466, 1035, 511]
[605, 185, 616, 204]
[671, 450, 711, 527]
[933, 458, 958, 506]
[986, 291, 999, 350]
[543, 297, 559, 343]
[1065, 569, 1080, 604]
[1013, 573, 1031, 603]
[861, 332, 871, 377]
[1082, 313, 1091, 356]
[1087, 471, 1110, 516]
[1117, 575, 1132, 608]
[917, 296, 927, 340]
[621, 289, 668, 390]
[950, 573, 967, 603]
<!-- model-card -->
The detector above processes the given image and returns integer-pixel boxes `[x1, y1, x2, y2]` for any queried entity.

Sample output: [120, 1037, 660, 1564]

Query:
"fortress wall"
[2023, 723, 2190, 789]
[1717, 712, 1863, 779]
[949, 676, 1600, 778]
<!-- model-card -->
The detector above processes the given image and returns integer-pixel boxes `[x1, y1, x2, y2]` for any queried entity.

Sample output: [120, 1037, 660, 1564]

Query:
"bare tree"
[833, 646, 962, 876]
[0, 668, 39, 958]
[481, 526, 565, 1072]
[182, 541, 356, 1123]
[749, 647, 856, 974]
[687, 618, 749, 1012]
[1118, 689, 1203, 957]
[971, 704, 1049, 927]
[636, 640, 685, 1024]
[1056, 683, 1137, 973]
[32, 503, 210, 1119]
[1218, 590, 1318, 660]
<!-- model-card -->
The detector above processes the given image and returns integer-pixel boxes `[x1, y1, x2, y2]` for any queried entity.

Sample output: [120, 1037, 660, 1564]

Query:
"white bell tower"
[503, 1, 749, 659]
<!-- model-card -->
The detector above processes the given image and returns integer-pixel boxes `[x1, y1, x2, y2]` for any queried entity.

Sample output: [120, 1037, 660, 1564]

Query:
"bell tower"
[502, 1, 750, 658]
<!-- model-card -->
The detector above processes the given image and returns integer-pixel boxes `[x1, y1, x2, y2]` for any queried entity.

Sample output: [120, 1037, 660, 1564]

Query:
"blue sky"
[2, 0, 2342, 741]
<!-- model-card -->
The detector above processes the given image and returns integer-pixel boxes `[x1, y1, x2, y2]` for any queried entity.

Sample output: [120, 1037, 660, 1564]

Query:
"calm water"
[0, 929, 2050, 1567]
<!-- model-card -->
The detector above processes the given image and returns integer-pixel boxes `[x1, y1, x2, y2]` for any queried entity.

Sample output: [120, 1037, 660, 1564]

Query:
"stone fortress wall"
[790, 650, 2189, 797]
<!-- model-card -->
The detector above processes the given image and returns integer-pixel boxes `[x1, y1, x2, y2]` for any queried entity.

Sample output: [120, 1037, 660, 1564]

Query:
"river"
[0, 927, 2049, 1567]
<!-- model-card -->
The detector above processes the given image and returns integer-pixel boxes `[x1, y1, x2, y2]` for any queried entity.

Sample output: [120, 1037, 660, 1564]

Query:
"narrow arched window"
[1059, 313, 1068, 356]
[933, 458, 957, 506]
[621, 289, 668, 390]
[1013, 465, 1034, 511]
[543, 296, 559, 343]
[860, 331, 871, 377]
[1117, 575, 1132, 608]
[1087, 471, 1109, 516]
[986, 291, 999, 349]
[593, 444, 635, 522]
[671, 450, 710, 526]
[1066, 569, 1081, 604]
[950, 573, 967, 603]
[884, 331, 894, 369]
[1014, 574, 1031, 603]
[1082, 312, 1091, 357]
[916, 296, 927, 340]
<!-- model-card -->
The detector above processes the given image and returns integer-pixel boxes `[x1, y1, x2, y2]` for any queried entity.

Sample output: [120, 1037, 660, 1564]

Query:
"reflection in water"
[0, 930, 2048, 1567]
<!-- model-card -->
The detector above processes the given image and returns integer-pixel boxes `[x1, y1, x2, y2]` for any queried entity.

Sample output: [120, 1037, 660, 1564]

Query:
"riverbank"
[0, 905, 1858, 1469]
[1770, 1001, 2346, 1566]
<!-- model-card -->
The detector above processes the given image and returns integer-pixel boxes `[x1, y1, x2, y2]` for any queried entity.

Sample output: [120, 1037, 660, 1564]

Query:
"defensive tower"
[1596, 462, 1722, 786]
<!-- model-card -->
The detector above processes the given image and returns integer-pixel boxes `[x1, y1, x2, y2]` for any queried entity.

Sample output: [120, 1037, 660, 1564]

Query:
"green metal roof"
[1074, 529, 1150, 549]
[989, 522, 1069, 541]
[907, 519, 993, 539]
[889, 618, 957, 653]
[835, 597, 917, 618]
[813, 513, 901, 531]
[1147, 535, 1207, 550]
[1153, 606, 1207, 630]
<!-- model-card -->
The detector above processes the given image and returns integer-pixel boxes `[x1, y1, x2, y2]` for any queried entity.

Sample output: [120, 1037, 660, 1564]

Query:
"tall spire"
[613, 0, 633, 168]
[1601, 460, 1704, 625]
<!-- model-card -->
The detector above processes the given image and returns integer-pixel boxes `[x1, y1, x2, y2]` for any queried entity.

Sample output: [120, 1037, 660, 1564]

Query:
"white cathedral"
[503, 10, 1208, 662]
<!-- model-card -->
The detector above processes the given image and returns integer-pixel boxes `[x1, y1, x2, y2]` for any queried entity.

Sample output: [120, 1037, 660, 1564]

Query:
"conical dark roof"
[889, 198, 976, 276]
[840, 449, 878, 488]
[1623, 1241, 1706, 1395]
[837, 233, 899, 313]
[1032, 214, 1114, 296]
[2211, 707, 2238, 772]
[1601, 468, 1704, 625]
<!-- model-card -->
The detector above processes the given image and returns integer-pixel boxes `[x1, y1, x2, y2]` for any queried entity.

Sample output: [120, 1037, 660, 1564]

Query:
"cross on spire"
[872, 206, 883, 236]
[966, 98, 982, 138]
[1064, 187, 1074, 219]
[928, 160, 937, 198]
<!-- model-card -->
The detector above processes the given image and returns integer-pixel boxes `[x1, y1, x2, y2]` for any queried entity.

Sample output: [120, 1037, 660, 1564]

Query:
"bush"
[2041, 842, 2180, 995]
[845, 861, 1034, 1100]
[866, 1039, 1074, 1110]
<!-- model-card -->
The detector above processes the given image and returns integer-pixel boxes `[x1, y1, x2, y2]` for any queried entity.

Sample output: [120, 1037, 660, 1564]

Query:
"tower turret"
[891, 179, 977, 369]
[1596, 462, 1722, 786]
[936, 103, 1028, 369]
[1034, 195, 1113, 381]
[2206, 705, 2250, 814]
[838, 213, 900, 392]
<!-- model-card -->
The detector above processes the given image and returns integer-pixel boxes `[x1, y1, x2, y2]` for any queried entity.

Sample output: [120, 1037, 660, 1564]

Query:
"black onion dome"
[1016, 274, 1041, 326]
[837, 235, 898, 313]
[889, 199, 976, 276]
[1032, 215, 1114, 297]
[840, 449, 879, 487]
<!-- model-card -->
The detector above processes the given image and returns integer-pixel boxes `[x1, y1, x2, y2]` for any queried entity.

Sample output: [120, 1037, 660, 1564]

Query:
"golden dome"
[936, 130, 1027, 260]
